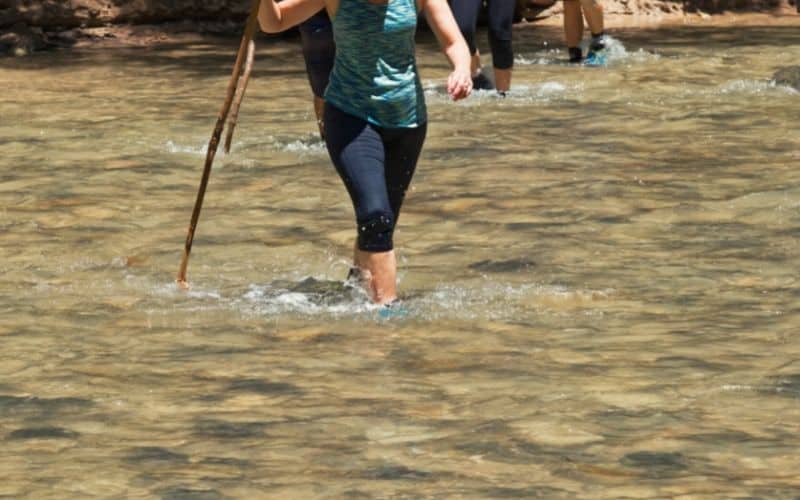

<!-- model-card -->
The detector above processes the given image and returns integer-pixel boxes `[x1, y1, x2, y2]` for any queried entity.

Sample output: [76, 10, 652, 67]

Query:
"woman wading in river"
[258, 0, 472, 305]
[451, 0, 516, 95]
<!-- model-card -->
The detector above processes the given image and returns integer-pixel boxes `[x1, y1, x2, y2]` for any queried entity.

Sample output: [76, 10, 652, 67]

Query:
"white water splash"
[123, 267, 612, 321]
[164, 134, 327, 159]
[241, 281, 380, 317]
[514, 49, 564, 66]
[164, 139, 208, 155]
[580, 35, 640, 64]
[412, 282, 614, 321]
[273, 134, 327, 156]
[719, 79, 799, 96]
[533, 81, 568, 95]
[423, 80, 574, 105]
[516, 36, 658, 67]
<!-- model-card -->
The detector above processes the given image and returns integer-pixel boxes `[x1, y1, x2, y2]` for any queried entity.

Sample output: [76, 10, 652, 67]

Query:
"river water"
[1, 24, 799, 498]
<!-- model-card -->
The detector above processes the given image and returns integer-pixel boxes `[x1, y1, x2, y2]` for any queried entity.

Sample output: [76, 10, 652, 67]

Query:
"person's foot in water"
[379, 299, 408, 318]
[585, 33, 607, 66]
[345, 266, 362, 284]
[568, 47, 583, 64]
[471, 70, 494, 91]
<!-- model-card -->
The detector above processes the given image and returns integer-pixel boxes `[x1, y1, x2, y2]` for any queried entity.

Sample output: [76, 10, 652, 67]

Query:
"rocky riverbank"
[1, 0, 798, 56]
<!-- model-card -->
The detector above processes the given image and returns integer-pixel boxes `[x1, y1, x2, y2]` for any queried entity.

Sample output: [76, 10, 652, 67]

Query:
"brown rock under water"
[0, 22, 49, 56]
[772, 65, 800, 90]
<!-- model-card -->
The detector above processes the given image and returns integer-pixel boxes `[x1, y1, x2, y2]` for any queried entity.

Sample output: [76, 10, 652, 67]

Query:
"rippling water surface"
[2, 25, 799, 498]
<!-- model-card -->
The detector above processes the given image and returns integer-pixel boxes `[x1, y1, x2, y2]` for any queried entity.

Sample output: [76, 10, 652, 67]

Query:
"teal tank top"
[324, 0, 427, 128]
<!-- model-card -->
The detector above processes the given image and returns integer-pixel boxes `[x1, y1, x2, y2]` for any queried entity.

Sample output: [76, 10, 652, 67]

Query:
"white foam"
[240, 282, 380, 317]
[273, 134, 327, 156]
[412, 282, 613, 320]
[125, 269, 611, 321]
[164, 139, 208, 155]
[422, 79, 573, 105]
[164, 134, 326, 160]
[580, 35, 636, 64]
[534, 81, 568, 95]
[514, 49, 563, 66]
[720, 79, 799, 96]
[516, 37, 658, 67]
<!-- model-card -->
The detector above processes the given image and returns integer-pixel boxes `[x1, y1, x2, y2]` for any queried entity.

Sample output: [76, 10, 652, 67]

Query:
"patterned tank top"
[324, 0, 427, 128]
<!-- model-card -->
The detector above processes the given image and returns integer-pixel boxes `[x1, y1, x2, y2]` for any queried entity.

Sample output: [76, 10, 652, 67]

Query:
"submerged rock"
[772, 66, 800, 91]
[7, 427, 80, 440]
[0, 22, 48, 56]
[469, 258, 536, 273]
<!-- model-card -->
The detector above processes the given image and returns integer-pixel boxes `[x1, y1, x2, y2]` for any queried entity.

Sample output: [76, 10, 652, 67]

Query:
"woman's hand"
[447, 67, 472, 101]
[423, 0, 473, 99]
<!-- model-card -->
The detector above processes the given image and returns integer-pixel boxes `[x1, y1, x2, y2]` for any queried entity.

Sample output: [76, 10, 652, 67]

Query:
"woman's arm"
[258, 0, 327, 33]
[422, 0, 472, 100]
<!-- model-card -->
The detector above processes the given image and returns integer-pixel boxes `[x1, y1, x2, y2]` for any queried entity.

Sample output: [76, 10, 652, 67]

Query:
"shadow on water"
[619, 451, 689, 478]
[0, 394, 93, 418]
[6, 427, 81, 440]
[0, 32, 307, 80]
[156, 487, 225, 500]
[192, 419, 270, 439]
[125, 446, 190, 465]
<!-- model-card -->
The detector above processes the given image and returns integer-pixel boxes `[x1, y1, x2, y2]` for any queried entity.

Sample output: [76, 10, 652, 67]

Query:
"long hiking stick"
[176, 0, 261, 289]
[224, 39, 256, 154]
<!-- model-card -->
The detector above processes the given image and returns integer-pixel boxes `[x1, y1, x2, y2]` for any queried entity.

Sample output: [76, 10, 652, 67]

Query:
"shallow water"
[2, 24, 800, 497]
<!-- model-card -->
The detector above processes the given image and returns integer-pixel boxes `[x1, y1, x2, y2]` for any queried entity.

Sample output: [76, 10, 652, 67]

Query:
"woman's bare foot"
[353, 248, 398, 304]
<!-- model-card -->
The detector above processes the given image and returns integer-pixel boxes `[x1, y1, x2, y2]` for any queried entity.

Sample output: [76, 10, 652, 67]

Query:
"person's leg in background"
[299, 11, 335, 137]
[563, 0, 584, 62]
[452, 0, 495, 90]
[580, 0, 607, 64]
[487, 0, 515, 94]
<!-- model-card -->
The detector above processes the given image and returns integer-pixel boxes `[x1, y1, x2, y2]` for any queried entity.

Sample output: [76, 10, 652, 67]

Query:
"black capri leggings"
[451, 0, 515, 70]
[298, 10, 335, 98]
[323, 103, 427, 253]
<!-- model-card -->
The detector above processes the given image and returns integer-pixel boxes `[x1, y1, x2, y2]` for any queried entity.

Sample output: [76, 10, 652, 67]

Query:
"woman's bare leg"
[494, 68, 512, 93]
[355, 248, 397, 304]
[563, 0, 584, 50]
[580, 0, 604, 36]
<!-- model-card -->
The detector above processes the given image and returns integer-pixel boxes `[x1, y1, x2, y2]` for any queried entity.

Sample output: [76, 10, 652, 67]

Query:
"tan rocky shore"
[1, 0, 798, 55]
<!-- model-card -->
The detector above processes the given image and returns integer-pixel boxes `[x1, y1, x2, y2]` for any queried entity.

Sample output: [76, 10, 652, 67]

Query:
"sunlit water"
[2, 25, 799, 497]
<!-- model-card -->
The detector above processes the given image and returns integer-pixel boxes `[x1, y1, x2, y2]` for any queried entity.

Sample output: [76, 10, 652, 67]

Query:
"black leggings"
[323, 104, 427, 252]
[452, 0, 515, 70]
[298, 10, 335, 98]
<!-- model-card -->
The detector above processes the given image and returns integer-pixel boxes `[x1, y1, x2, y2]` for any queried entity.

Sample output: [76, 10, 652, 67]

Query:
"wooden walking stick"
[176, 0, 261, 289]
[224, 39, 256, 154]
